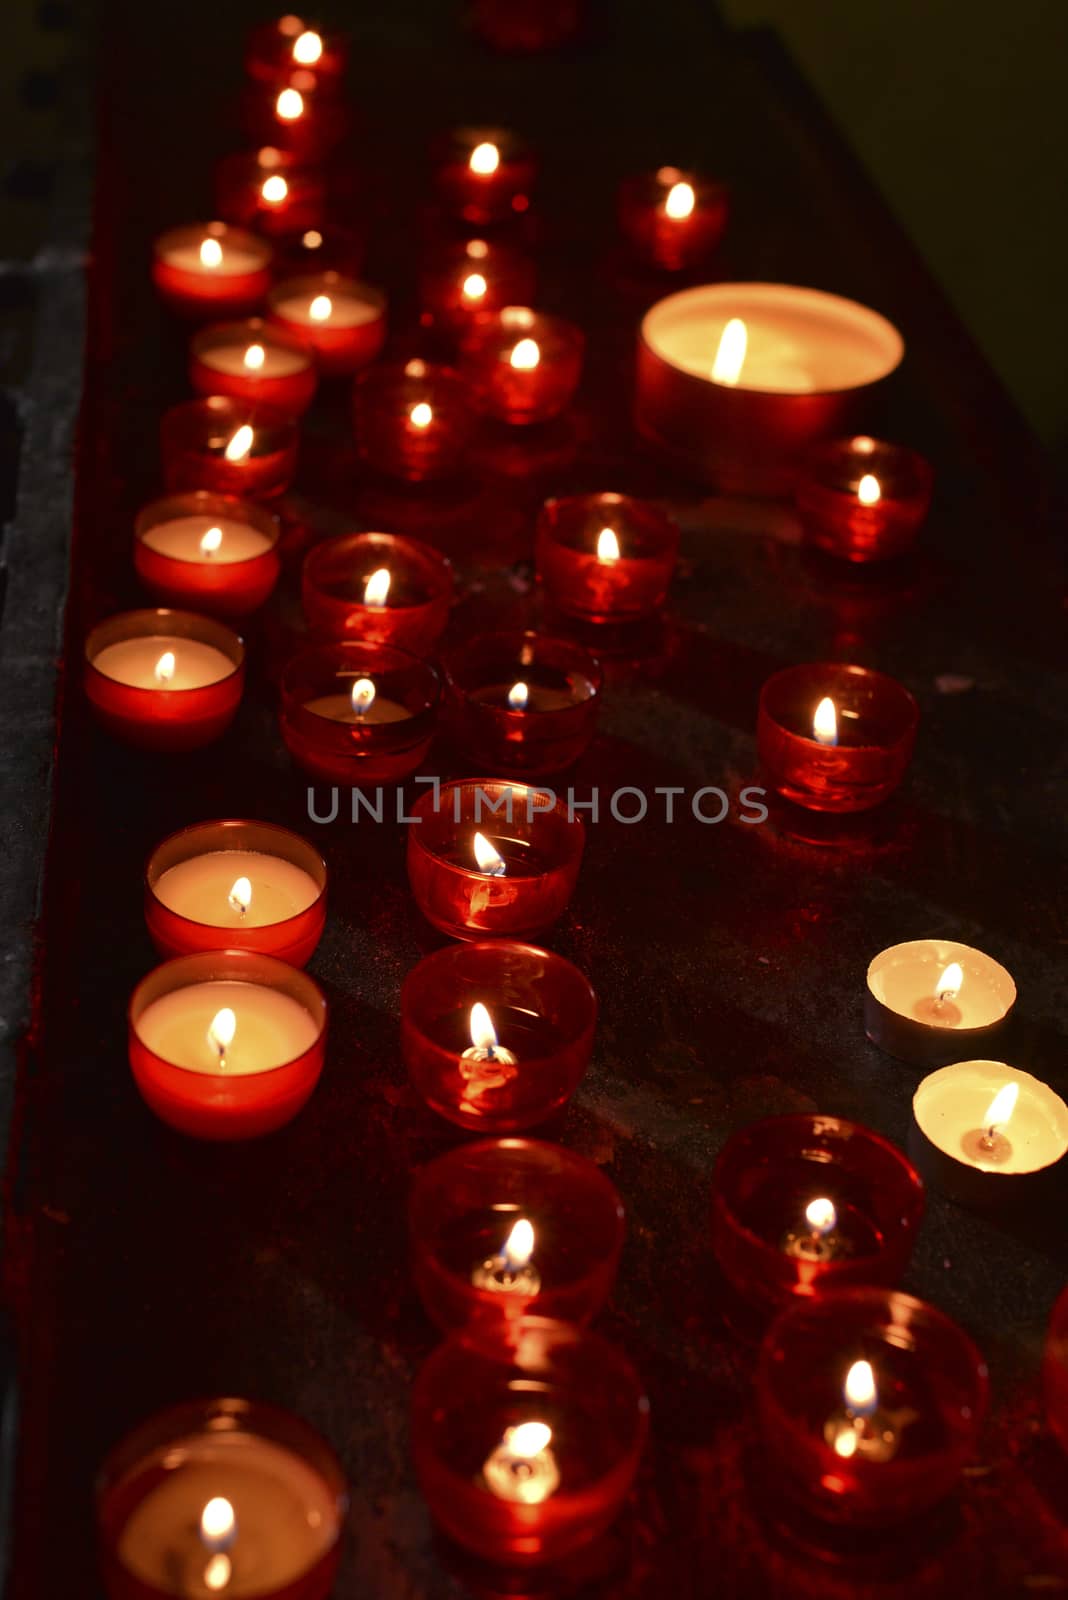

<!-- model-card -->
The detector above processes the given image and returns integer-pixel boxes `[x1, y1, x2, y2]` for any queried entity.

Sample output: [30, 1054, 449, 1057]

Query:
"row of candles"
[87, 13, 1067, 1595]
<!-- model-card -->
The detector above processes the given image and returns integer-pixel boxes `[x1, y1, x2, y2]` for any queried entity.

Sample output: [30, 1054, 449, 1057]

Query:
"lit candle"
[84, 610, 245, 751]
[419, 236, 536, 336]
[137, 981, 318, 1075]
[433, 126, 536, 224]
[134, 492, 282, 618]
[280, 641, 441, 785]
[242, 66, 347, 160]
[812, 695, 837, 747]
[190, 318, 318, 414]
[780, 1196, 849, 1263]
[352, 360, 476, 483]
[301, 529, 454, 652]
[796, 435, 935, 563]
[470, 1216, 540, 1295]
[90, 636, 233, 692]
[536, 491, 679, 624]
[245, 16, 348, 88]
[214, 147, 326, 238]
[139, 515, 272, 564]
[443, 629, 603, 776]
[824, 1359, 903, 1463]
[865, 939, 1016, 1064]
[482, 1421, 560, 1504]
[152, 222, 273, 318]
[161, 397, 299, 499]
[617, 165, 729, 271]
[155, 852, 320, 931]
[473, 832, 508, 878]
[911, 1059, 1068, 1205]
[459, 307, 584, 424]
[268, 272, 386, 373]
[302, 673, 411, 726]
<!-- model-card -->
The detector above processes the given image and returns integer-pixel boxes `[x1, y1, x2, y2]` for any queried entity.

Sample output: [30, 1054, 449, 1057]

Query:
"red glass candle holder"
[161, 396, 298, 499]
[301, 531, 453, 652]
[1044, 1284, 1068, 1458]
[711, 1114, 925, 1317]
[279, 640, 441, 785]
[245, 16, 349, 88]
[352, 360, 476, 482]
[84, 610, 244, 752]
[274, 222, 366, 280]
[151, 221, 272, 319]
[757, 662, 919, 813]
[267, 272, 386, 374]
[189, 317, 317, 415]
[757, 1288, 987, 1530]
[472, 0, 585, 52]
[412, 1317, 648, 1567]
[242, 69, 348, 162]
[145, 819, 327, 967]
[97, 1396, 347, 1600]
[618, 167, 729, 272]
[134, 492, 282, 618]
[797, 436, 934, 563]
[536, 491, 679, 622]
[443, 630, 602, 776]
[459, 308, 584, 425]
[215, 147, 326, 238]
[128, 949, 327, 1140]
[401, 940, 597, 1131]
[407, 780, 585, 941]
[419, 237, 535, 339]
[411, 1138, 622, 1331]
[432, 126, 536, 225]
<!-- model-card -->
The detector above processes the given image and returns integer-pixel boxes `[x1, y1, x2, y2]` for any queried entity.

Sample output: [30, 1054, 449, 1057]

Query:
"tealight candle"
[215, 147, 326, 238]
[352, 360, 476, 481]
[797, 436, 934, 563]
[910, 1060, 1068, 1208]
[401, 941, 597, 1131]
[128, 950, 327, 1138]
[410, 1137, 622, 1333]
[866, 939, 1016, 1064]
[617, 167, 729, 272]
[407, 780, 585, 941]
[145, 819, 327, 966]
[419, 236, 536, 339]
[242, 68, 347, 160]
[757, 661, 918, 812]
[134, 492, 282, 618]
[301, 530, 454, 653]
[443, 630, 602, 776]
[151, 222, 273, 318]
[459, 307, 584, 424]
[1044, 1285, 1068, 1458]
[635, 283, 904, 495]
[97, 1397, 347, 1600]
[84, 610, 244, 751]
[267, 272, 386, 374]
[190, 317, 318, 414]
[412, 1318, 648, 1566]
[245, 17, 348, 88]
[432, 126, 536, 224]
[161, 396, 298, 499]
[536, 491, 680, 622]
[280, 641, 441, 784]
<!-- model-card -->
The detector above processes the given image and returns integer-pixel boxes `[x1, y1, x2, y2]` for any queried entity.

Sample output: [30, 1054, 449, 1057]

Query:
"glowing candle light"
[224, 425, 254, 463]
[596, 527, 621, 564]
[482, 1422, 560, 1504]
[473, 832, 506, 876]
[935, 962, 963, 1007]
[509, 337, 540, 371]
[470, 1215, 540, 1295]
[242, 343, 266, 371]
[664, 180, 695, 219]
[507, 680, 529, 710]
[276, 87, 304, 122]
[858, 472, 882, 506]
[812, 695, 838, 747]
[292, 28, 322, 63]
[805, 1197, 837, 1235]
[470, 141, 500, 175]
[462, 272, 488, 301]
[409, 402, 433, 429]
[350, 677, 376, 718]
[780, 1191, 845, 1263]
[461, 1001, 517, 1065]
[363, 567, 391, 608]
[978, 1082, 1019, 1157]
[154, 650, 176, 686]
[199, 1497, 236, 1554]
[227, 876, 252, 917]
[200, 237, 223, 269]
[198, 526, 224, 557]
[208, 1006, 237, 1067]
[711, 316, 747, 385]
[262, 174, 288, 204]
[309, 294, 332, 322]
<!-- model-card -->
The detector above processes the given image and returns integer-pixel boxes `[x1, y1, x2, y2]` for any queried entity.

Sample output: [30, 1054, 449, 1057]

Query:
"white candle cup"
[866, 940, 1016, 1066]
[910, 1060, 1068, 1209]
[634, 282, 903, 496]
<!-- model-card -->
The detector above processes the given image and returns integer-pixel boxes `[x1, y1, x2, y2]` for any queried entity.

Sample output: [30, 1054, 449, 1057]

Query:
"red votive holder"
[97, 1397, 347, 1600]
[84, 610, 244, 752]
[459, 308, 584, 425]
[302, 530, 453, 652]
[411, 1138, 622, 1331]
[711, 1115, 925, 1318]
[215, 147, 326, 238]
[618, 167, 729, 272]
[352, 360, 476, 482]
[472, 0, 585, 52]
[242, 69, 348, 162]
[1044, 1284, 1068, 1458]
[145, 819, 327, 966]
[797, 436, 935, 563]
[128, 949, 327, 1140]
[189, 317, 318, 415]
[443, 630, 602, 776]
[245, 16, 349, 89]
[134, 492, 281, 618]
[279, 640, 441, 784]
[401, 940, 597, 1131]
[151, 221, 272, 319]
[757, 662, 919, 813]
[433, 126, 537, 225]
[412, 1317, 648, 1567]
[274, 222, 366, 280]
[161, 396, 298, 500]
[757, 1288, 987, 1530]
[407, 780, 585, 941]
[419, 237, 536, 339]
[536, 491, 679, 622]
[268, 272, 386, 374]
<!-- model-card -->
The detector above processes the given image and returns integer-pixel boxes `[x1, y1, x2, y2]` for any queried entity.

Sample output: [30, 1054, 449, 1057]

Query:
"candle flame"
[224, 425, 254, 463]
[363, 567, 391, 607]
[292, 28, 322, 63]
[844, 1359, 877, 1416]
[409, 401, 433, 429]
[276, 87, 304, 121]
[309, 293, 332, 322]
[857, 473, 882, 506]
[711, 317, 747, 385]
[664, 180, 696, 220]
[833, 1427, 859, 1459]
[199, 237, 223, 269]
[302, 229, 322, 249]
[469, 1000, 499, 1055]
[154, 651, 176, 685]
[597, 526, 621, 563]
[243, 343, 266, 371]
[203, 1555, 232, 1593]
[462, 271, 488, 301]
[804, 1197, 837, 1236]
[470, 141, 500, 175]
[812, 696, 838, 747]
[467, 239, 489, 260]
[262, 174, 288, 203]
[935, 962, 963, 1004]
[228, 876, 252, 915]
[507, 1421, 552, 1459]
[502, 1217, 535, 1270]
[200, 1496, 236, 1550]
[350, 677, 376, 716]
[473, 831, 506, 875]
[510, 337, 540, 371]
[200, 526, 223, 556]
[508, 680, 529, 710]
[984, 1082, 1019, 1134]
[208, 1008, 237, 1058]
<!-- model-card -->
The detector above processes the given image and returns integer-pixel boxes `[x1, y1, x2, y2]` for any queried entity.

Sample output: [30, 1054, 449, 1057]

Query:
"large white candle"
[154, 850, 321, 929]
[136, 980, 320, 1074]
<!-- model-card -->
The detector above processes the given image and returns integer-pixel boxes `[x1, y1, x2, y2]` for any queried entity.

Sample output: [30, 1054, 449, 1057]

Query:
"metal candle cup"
[84, 609, 244, 751]
[618, 167, 729, 272]
[161, 396, 298, 499]
[432, 126, 536, 224]
[459, 307, 584, 425]
[189, 317, 318, 415]
[536, 491, 679, 622]
[279, 640, 441, 785]
[865, 939, 1016, 1066]
[419, 237, 535, 339]
[267, 272, 387, 374]
[352, 361, 475, 482]
[301, 531, 453, 653]
[215, 147, 326, 238]
[443, 630, 602, 776]
[797, 436, 934, 563]
[151, 221, 272, 319]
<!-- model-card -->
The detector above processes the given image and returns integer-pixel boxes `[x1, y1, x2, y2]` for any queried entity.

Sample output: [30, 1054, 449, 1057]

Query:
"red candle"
[797, 436, 934, 563]
[419, 236, 535, 339]
[618, 167, 729, 272]
[412, 1318, 648, 1566]
[459, 307, 584, 424]
[432, 126, 536, 224]
[151, 222, 272, 319]
[401, 941, 597, 1132]
[352, 360, 475, 482]
[268, 272, 386, 374]
[242, 68, 347, 161]
[407, 779, 585, 941]
[279, 641, 441, 784]
[189, 317, 317, 415]
[1044, 1285, 1068, 1458]
[134, 491, 282, 617]
[245, 16, 348, 88]
[127, 950, 327, 1140]
[302, 530, 453, 653]
[215, 147, 326, 238]
[536, 491, 679, 622]
[84, 610, 244, 751]
[471, 0, 585, 51]
[274, 222, 366, 280]
[757, 662, 919, 813]
[145, 819, 327, 967]
[757, 1288, 987, 1531]
[161, 396, 298, 499]
[443, 630, 602, 776]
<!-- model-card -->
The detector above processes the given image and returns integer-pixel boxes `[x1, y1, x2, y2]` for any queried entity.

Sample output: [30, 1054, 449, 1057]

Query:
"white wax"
[140, 517, 273, 565]
[136, 980, 319, 1075]
[154, 851, 320, 928]
[867, 940, 1015, 1030]
[303, 694, 412, 725]
[91, 637, 235, 690]
[913, 1060, 1068, 1175]
[273, 289, 379, 329]
[198, 341, 310, 379]
[164, 240, 266, 277]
